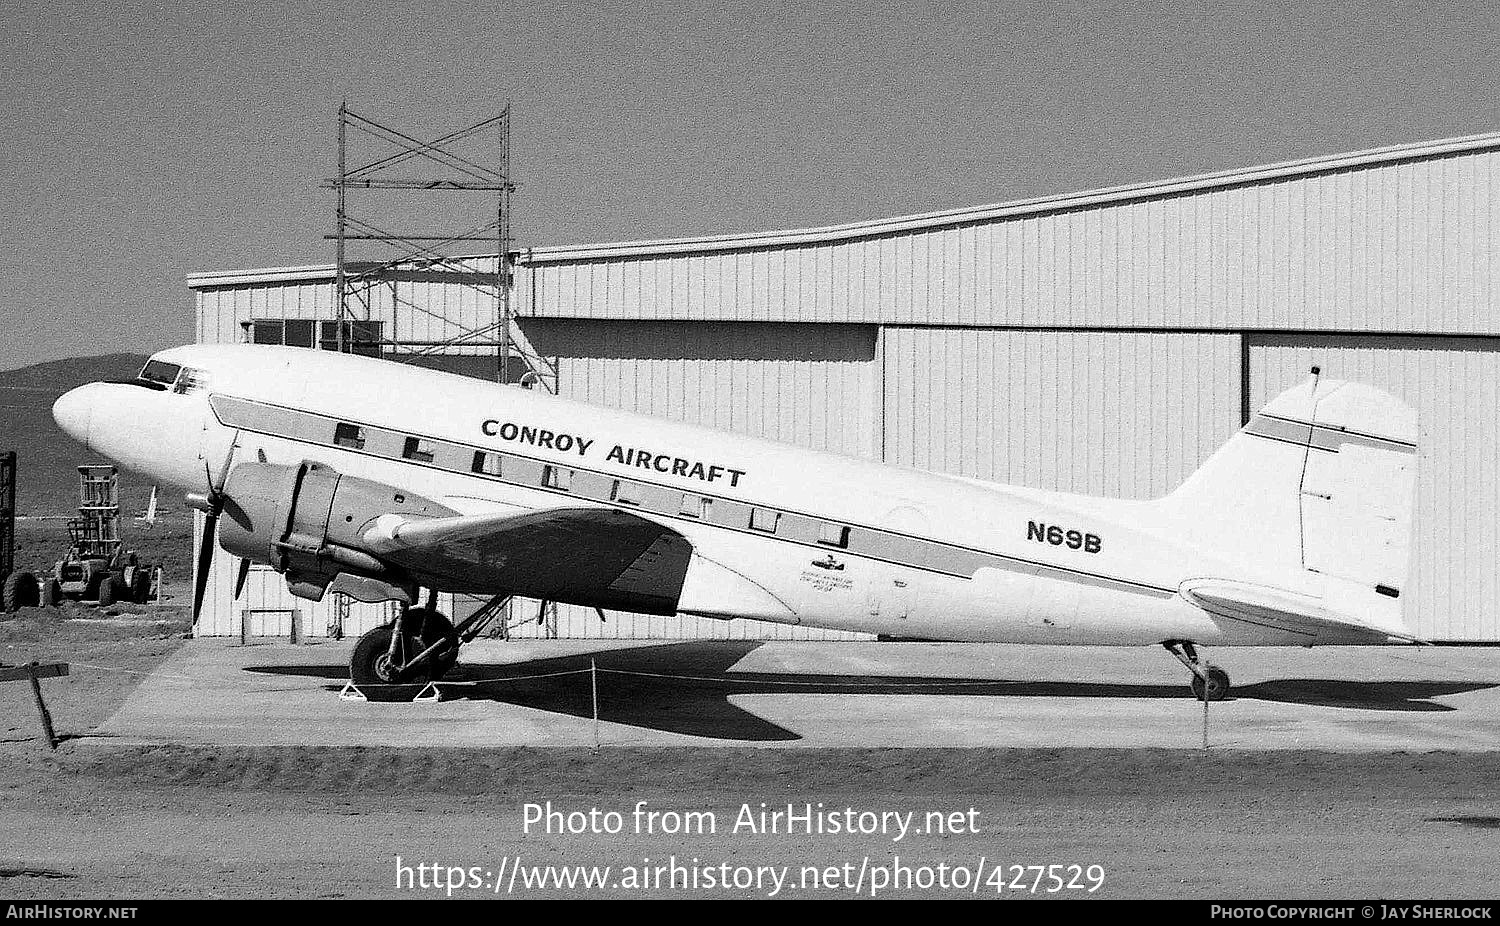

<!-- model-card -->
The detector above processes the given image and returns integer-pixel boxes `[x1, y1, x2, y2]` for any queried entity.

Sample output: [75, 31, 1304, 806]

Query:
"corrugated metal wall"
[1248, 334, 1500, 642]
[882, 329, 1242, 498]
[195, 261, 502, 351]
[524, 320, 879, 455]
[519, 148, 1499, 335]
[196, 281, 335, 344]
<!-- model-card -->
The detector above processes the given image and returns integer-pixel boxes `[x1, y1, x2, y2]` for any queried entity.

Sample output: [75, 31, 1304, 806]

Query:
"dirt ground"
[0, 613, 1497, 900]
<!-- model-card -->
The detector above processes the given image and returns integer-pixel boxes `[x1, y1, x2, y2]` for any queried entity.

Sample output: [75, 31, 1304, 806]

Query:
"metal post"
[26, 663, 57, 750]
[0, 452, 15, 584]
[590, 658, 600, 750]
[502, 107, 513, 385]
[335, 102, 347, 356]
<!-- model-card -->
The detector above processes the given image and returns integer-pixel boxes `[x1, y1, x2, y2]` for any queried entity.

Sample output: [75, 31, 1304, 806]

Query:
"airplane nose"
[51, 379, 205, 492]
[52, 385, 96, 450]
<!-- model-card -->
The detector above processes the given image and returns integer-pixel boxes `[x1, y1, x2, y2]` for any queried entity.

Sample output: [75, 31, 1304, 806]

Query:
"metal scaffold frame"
[321, 103, 555, 390]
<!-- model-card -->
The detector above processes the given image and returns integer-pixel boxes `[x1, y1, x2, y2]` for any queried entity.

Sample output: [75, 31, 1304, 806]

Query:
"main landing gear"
[1163, 640, 1230, 701]
[349, 594, 510, 701]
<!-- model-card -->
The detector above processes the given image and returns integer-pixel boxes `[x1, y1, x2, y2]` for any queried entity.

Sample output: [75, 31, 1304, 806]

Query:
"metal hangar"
[189, 131, 1500, 642]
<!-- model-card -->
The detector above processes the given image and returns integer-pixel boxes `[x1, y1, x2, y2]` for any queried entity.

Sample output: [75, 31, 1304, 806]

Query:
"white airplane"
[52, 344, 1422, 701]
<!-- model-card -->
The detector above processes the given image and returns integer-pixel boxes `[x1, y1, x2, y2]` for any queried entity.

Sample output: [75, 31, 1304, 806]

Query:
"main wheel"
[42, 580, 62, 608]
[350, 623, 433, 701]
[1190, 665, 1231, 701]
[404, 608, 458, 679]
[96, 575, 118, 607]
[2, 571, 39, 612]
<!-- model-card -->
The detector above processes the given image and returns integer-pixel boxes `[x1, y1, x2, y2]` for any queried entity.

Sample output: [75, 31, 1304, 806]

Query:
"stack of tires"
[1, 571, 39, 613]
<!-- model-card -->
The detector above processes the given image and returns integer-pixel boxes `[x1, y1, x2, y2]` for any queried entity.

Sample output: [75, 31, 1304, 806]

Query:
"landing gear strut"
[348, 594, 511, 701]
[1163, 640, 1230, 701]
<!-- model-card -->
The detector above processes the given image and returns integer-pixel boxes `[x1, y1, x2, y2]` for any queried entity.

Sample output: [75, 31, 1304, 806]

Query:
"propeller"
[233, 558, 251, 600]
[187, 445, 237, 624]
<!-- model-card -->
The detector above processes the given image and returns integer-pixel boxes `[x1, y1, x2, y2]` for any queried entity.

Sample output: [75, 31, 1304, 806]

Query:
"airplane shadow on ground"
[246, 641, 1497, 742]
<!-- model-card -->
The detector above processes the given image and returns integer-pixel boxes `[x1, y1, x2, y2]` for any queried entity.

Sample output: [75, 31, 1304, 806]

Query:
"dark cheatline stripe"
[1245, 414, 1416, 455]
[209, 394, 1179, 599]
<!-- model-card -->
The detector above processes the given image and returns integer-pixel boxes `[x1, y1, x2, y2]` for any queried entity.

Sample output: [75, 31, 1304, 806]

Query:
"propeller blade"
[191, 509, 219, 624]
[210, 442, 237, 496]
[233, 558, 250, 600]
[190, 440, 241, 624]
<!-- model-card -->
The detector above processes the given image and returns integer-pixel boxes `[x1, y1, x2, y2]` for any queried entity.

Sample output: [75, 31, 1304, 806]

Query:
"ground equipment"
[45, 465, 156, 606]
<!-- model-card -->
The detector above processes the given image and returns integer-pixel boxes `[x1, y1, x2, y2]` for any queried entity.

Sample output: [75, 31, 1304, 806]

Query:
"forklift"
[1, 451, 42, 612]
[45, 466, 156, 606]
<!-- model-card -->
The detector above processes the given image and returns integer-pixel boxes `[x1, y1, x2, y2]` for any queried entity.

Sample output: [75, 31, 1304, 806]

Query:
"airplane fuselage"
[53, 345, 1395, 647]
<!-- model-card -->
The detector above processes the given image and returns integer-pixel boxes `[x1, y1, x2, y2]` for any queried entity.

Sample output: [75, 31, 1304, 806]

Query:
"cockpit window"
[172, 367, 210, 395]
[139, 360, 182, 386]
[136, 360, 209, 395]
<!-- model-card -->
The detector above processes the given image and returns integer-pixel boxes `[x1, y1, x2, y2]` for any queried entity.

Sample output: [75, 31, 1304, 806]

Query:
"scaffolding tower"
[322, 104, 555, 389]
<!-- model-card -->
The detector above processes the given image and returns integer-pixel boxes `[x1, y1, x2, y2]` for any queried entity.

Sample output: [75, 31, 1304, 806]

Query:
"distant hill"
[0, 353, 151, 515]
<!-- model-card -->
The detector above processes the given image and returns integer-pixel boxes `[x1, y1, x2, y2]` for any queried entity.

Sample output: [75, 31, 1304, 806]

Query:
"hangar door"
[1249, 335, 1500, 642]
[489, 319, 881, 640]
[523, 320, 880, 456]
[882, 329, 1243, 498]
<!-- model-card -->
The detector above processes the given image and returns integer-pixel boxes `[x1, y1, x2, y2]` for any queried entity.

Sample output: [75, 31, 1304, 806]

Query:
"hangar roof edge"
[189, 129, 1500, 287]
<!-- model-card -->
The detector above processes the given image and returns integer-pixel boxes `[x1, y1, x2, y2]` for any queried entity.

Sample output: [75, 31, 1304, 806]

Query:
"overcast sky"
[1, 0, 1496, 371]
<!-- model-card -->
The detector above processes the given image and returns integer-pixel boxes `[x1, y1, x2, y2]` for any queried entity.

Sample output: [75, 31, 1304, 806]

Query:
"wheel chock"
[413, 682, 443, 703]
[338, 680, 368, 702]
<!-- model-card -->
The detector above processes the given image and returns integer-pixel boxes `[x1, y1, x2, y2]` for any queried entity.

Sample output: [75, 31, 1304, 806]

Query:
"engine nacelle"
[217, 460, 456, 603]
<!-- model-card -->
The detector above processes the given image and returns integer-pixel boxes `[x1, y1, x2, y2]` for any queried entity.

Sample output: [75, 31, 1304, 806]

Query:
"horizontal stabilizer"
[1181, 580, 1425, 645]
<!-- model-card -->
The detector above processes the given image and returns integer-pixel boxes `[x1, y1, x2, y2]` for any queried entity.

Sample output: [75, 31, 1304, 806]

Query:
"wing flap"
[363, 506, 693, 614]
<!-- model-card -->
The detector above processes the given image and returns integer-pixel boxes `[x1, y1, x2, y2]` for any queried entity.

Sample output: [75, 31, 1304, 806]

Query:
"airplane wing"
[1181, 581, 1426, 645]
[362, 506, 694, 615]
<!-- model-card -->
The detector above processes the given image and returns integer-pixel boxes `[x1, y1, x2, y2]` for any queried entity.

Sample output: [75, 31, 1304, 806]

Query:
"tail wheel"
[1191, 666, 1231, 702]
[2, 572, 39, 612]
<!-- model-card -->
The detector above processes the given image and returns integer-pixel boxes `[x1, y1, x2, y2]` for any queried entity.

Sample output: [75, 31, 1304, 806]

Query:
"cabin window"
[543, 465, 573, 491]
[401, 437, 435, 464]
[333, 422, 365, 450]
[611, 480, 642, 505]
[679, 494, 711, 518]
[818, 523, 850, 548]
[750, 507, 780, 533]
[471, 451, 503, 476]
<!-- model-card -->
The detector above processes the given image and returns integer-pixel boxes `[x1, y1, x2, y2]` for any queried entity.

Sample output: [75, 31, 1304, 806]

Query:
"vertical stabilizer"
[1158, 372, 1418, 635]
